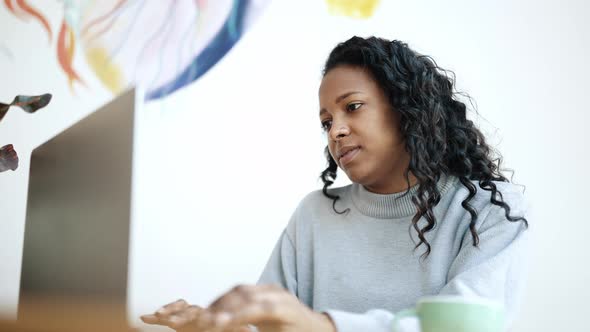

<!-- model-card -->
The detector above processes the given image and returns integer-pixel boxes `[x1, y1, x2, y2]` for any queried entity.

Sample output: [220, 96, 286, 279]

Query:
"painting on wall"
[324, 0, 381, 19]
[2, 0, 269, 101]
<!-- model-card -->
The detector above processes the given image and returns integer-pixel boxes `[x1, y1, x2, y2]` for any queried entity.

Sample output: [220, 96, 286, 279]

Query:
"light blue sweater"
[257, 175, 529, 332]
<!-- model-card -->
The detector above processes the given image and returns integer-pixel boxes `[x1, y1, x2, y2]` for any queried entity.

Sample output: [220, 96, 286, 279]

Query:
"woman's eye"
[347, 102, 363, 112]
[321, 120, 332, 131]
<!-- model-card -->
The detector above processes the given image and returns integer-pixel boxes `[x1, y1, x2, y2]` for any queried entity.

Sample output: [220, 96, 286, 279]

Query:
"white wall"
[1, 0, 589, 331]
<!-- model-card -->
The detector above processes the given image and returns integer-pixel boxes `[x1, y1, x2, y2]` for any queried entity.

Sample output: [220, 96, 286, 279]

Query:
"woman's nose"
[330, 122, 350, 141]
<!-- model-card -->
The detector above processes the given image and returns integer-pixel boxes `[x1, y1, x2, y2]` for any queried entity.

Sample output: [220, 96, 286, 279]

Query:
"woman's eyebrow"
[335, 91, 362, 104]
[319, 91, 362, 116]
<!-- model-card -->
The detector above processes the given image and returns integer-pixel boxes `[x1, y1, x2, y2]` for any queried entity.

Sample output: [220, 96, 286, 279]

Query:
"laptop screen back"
[19, 88, 137, 305]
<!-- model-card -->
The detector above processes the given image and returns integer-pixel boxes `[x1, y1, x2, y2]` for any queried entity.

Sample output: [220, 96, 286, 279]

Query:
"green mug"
[391, 296, 506, 332]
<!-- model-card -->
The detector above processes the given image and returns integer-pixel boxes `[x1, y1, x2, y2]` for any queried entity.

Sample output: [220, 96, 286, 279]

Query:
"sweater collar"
[350, 174, 457, 219]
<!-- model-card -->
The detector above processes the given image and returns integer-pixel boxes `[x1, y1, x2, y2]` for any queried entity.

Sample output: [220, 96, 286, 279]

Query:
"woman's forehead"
[319, 66, 378, 99]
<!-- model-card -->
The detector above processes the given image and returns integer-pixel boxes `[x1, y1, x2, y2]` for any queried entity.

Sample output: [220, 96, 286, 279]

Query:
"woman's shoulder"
[285, 185, 355, 222]
[469, 178, 527, 209]
[448, 176, 529, 225]
[283, 185, 354, 242]
[297, 184, 353, 210]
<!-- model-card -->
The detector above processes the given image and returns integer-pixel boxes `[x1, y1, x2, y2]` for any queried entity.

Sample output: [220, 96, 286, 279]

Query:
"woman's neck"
[363, 171, 419, 194]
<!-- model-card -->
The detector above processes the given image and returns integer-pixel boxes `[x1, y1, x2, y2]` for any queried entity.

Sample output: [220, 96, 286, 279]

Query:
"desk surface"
[2, 294, 137, 332]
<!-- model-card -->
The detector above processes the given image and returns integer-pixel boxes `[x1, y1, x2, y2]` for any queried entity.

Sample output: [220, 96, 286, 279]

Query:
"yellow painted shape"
[85, 46, 125, 94]
[325, 0, 381, 19]
[67, 27, 76, 91]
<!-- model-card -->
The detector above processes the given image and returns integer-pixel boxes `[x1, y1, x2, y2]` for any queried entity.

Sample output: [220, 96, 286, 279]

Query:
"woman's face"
[319, 65, 413, 193]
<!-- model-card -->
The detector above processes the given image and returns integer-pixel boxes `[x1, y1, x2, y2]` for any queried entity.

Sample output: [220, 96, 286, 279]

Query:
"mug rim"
[417, 295, 503, 308]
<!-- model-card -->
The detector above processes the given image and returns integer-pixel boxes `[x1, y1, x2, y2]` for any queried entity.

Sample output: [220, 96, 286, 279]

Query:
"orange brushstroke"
[81, 0, 127, 38]
[4, 0, 18, 15]
[15, 0, 52, 42]
[3, 0, 14, 11]
[85, 11, 120, 45]
[4, 0, 30, 20]
[57, 20, 85, 90]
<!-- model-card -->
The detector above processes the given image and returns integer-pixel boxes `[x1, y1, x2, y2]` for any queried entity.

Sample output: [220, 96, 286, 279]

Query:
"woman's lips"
[339, 147, 360, 166]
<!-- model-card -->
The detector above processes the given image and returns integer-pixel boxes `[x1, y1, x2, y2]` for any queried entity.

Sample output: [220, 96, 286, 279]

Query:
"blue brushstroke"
[146, 0, 248, 101]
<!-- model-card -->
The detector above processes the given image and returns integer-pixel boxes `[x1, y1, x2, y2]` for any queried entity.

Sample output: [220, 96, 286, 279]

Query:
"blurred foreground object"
[0, 94, 52, 122]
[0, 144, 19, 172]
[0, 93, 52, 172]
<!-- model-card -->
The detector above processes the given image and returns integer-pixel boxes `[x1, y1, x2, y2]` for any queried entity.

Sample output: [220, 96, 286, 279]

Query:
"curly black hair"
[320, 36, 528, 258]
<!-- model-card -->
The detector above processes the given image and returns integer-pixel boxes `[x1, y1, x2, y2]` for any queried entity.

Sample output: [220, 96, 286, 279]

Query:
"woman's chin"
[342, 168, 369, 185]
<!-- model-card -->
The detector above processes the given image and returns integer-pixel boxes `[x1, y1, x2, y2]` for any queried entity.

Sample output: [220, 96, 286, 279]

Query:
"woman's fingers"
[220, 303, 279, 330]
[160, 305, 203, 329]
[208, 284, 282, 314]
[140, 288, 294, 331]
[196, 285, 295, 331]
[156, 299, 190, 317]
[141, 299, 201, 328]
[139, 314, 159, 324]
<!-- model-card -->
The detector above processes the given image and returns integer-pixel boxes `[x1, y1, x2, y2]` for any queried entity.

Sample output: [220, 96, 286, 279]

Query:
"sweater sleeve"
[437, 193, 531, 327]
[256, 228, 298, 294]
[251, 211, 298, 332]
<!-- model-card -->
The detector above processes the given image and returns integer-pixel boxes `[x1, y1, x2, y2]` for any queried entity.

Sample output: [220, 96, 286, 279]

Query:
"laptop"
[17, 88, 140, 332]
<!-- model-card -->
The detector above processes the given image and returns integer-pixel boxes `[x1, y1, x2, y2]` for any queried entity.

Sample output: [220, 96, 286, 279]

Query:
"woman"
[140, 36, 529, 332]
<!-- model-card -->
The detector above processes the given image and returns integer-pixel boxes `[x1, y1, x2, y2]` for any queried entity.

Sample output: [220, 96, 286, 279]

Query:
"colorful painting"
[2, 0, 269, 100]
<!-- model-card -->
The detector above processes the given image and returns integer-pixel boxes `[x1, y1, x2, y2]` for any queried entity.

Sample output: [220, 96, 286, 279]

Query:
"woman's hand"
[140, 284, 336, 332]
[192, 284, 336, 332]
[140, 299, 250, 332]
